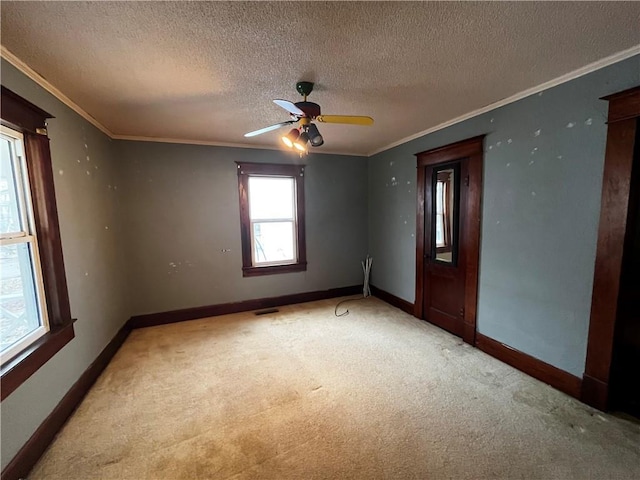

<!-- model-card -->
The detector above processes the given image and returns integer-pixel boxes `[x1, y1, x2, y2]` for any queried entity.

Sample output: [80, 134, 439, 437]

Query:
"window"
[1, 86, 74, 401]
[433, 166, 458, 264]
[0, 126, 49, 364]
[236, 162, 306, 276]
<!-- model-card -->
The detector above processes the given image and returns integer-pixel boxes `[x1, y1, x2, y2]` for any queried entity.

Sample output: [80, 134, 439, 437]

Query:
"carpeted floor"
[29, 297, 640, 479]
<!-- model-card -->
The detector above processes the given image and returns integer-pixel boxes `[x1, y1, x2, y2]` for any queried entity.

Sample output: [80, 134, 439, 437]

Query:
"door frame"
[582, 86, 640, 410]
[415, 135, 485, 345]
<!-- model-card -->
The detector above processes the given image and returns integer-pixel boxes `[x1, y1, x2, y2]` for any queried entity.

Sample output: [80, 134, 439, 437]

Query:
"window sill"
[1, 319, 76, 401]
[242, 262, 307, 277]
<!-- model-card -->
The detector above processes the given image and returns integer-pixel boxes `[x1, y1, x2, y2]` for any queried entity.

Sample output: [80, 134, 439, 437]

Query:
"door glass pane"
[0, 242, 43, 352]
[434, 167, 456, 263]
[0, 136, 24, 235]
[253, 221, 295, 264]
[248, 177, 294, 220]
[435, 181, 445, 246]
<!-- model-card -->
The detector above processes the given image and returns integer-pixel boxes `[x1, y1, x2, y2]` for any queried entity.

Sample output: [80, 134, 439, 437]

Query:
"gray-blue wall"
[368, 54, 640, 377]
[0, 59, 131, 469]
[116, 141, 368, 315]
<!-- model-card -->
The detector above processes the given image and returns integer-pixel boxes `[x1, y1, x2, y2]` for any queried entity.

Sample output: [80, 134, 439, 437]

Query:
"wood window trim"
[1, 86, 75, 401]
[415, 135, 484, 345]
[236, 162, 307, 277]
[582, 85, 640, 410]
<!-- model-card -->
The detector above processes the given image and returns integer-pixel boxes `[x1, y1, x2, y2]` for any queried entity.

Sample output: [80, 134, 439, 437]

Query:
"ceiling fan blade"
[273, 99, 305, 116]
[244, 120, 297, 138]
[315, 115, 374, 126]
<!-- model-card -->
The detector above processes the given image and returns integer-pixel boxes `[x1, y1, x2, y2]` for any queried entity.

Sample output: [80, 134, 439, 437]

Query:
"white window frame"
[248, 175, 298, 267]
[0, 125, 49, 365]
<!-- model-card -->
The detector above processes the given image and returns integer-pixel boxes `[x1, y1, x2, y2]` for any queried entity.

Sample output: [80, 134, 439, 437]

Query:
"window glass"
[435, 181, 445, 247]
[434, 167, 456, 264]
[248, 177, 294, 220]
[252, 221, 295, 264]
[0, 243, 43, 352]
[0, 137, 24, 235]
[249, 175, 297, 265]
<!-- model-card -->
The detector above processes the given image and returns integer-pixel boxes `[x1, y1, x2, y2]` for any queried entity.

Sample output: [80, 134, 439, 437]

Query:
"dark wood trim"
[1, 322, 131, 480]
[416, 135, 485, 167]
[235, 162, 306, 176]
[241, 261, 307, 277]
[583, 85, 640, 411]
[463, 144, 483, 346]
[128, 285, 361, 329]
[0, 86, 53, 135]
[236, 162, 307, 277]
[414, 165, 426, 319]
[602, 86, 640, 124]
[581, 374, 609, 411]
[370, 285, 415, 316]
[476, 333, 582, 399]
[24, 133, 72, 326]
[1, 88, 73, 400]
[583, 118, 635, 403]
[1, 320, 75, 401]
[415, 136, 484, 345]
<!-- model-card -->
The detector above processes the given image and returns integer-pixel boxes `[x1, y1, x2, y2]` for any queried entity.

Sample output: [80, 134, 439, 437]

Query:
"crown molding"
[1, 45, 114, 137]
[3, 44, 639, 158]
[367, 44, 640, 156]
[1, 46, 364, 157]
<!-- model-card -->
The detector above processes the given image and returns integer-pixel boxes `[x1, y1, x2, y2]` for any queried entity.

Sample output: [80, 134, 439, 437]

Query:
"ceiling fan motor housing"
[296, 81, 314, 97]
[294, 101, 321, 118]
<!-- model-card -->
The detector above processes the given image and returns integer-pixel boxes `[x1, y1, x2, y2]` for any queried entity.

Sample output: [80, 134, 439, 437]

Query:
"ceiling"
[1, 2, 639, 156]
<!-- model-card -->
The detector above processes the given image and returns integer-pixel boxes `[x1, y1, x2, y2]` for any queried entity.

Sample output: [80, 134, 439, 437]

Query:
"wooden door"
[423, 161, 467, 337]
[415, 136, 484, 345]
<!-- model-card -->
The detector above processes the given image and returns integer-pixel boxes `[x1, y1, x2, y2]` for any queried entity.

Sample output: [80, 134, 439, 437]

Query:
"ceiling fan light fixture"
[307, 123, 324, 147]
[293, 131, 309, 152]
[281, 128, 300, 148]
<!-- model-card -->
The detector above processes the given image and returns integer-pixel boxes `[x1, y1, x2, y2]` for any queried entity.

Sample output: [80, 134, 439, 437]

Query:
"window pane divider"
[250, 218, 295, 223]
[0, 232, 29, 242]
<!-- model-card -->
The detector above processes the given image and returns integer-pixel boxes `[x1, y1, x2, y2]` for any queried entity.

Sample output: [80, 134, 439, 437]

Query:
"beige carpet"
[29, 297, 640, 479]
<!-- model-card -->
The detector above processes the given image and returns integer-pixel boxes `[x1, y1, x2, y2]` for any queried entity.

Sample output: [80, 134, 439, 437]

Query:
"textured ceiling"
[1, 2, 640, 155]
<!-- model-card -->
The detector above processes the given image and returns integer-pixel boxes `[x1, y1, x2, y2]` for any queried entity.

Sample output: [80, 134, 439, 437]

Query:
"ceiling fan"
[244, 82, 374, 152]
